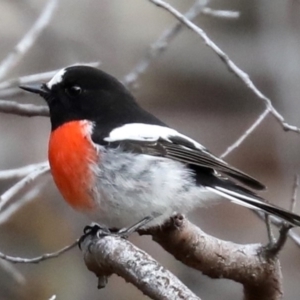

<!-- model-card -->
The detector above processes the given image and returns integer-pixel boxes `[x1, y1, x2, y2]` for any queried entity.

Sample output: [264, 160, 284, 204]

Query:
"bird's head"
[20, 66, 137, 130]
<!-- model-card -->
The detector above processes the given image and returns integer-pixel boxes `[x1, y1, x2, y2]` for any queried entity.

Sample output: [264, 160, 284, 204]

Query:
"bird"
[20, 65, 300, 230]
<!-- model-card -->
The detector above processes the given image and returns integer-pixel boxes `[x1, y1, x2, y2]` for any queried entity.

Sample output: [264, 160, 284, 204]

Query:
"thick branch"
[81, 233, 200, 300]
[140, 215, 283, 300]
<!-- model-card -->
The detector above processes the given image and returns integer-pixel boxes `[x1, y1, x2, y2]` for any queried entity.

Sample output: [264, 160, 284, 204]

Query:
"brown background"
[0, 0, 300, 299]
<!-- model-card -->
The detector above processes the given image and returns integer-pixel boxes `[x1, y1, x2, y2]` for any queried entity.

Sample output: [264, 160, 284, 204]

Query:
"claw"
[79, 223, 110, 249]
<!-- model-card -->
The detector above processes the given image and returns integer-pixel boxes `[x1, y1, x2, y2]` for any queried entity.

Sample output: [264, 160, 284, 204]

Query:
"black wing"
[103, 125, 265, 191]
[158, 135, 265, 190]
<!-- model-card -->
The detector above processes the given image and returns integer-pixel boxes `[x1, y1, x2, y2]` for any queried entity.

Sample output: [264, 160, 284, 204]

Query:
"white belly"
[89, 147, 216, 228]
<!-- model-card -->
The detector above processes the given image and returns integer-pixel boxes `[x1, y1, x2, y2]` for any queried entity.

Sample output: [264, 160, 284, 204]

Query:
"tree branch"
[0, 161, 48, 180]
[220, 107, 270, 158]
[0, 240, 78, 264]
[264, 175, 299, 256]
[123, 0, 208, 90]
[0, 100, 49, 117]
[0, 0, 58, 81]
[0, 259, 25, 285]
[0, 165, 49, 210]
[80, 232, 201, 300]
[201, 8, 240, 19]
[148, 0, 300, 135]
[140, 215, 283, 300]
[254, 175, 300, 249]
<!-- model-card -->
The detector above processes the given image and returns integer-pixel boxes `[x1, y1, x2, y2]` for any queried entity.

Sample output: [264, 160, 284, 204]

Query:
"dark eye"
[65, 85, 82, 97]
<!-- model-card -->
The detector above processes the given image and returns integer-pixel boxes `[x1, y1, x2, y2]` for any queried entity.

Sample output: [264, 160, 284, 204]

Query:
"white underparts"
[87, 147, 216, 228]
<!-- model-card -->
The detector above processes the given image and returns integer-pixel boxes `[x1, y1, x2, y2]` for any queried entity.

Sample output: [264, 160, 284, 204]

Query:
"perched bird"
[20, 66, 300, 229]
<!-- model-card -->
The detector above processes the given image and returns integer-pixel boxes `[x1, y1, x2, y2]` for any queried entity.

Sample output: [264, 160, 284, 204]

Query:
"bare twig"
[148, 0, 300, 134]
[266, 225, 292, 257]
[81, 233, 201, 300]
[265, 175, 299, 256]
[201, 8, 240, 19]
[0, 0, 58, 81]
[0, 240, 78, 264]
[254, 175, 300, 249]
[255, 211, 300, 248]
[287, 229, 300, 247]
[289, 175, 299, 212]
[0, 260, 25, 285]
[48, 295, 56, 300]
[0, 100, 49, 117]
[0, 165, 50, 210]
[123, 0, 208, 90]
[265, 213, 275, 244]
[220, 107, 270, 158]
[0, 161, 48, 180]
[0, 178, 49, 225]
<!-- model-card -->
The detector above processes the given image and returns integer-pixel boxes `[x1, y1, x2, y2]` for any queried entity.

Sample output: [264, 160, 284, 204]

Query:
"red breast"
[48, 120, 98, 211]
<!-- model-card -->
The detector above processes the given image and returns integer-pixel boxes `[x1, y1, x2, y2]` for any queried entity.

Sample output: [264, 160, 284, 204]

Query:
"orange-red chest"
[48, 121, 98, 211]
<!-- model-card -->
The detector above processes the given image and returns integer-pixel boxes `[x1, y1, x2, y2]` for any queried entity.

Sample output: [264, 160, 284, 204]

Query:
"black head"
[20, 66, 141, 131]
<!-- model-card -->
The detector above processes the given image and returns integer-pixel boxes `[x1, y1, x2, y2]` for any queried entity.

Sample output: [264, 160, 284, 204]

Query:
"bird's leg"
[116, 215, 154, 238]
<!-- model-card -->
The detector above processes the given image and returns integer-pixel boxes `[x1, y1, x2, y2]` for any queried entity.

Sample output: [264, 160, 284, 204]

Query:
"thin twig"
[201, 8, 240, 19]
[266, 225, 292, 257]
[0, 0, 58, 81]
[0, 166, 50, 210]
[0, 100, 49, 117]
[265, 214, 275, 244]
[265, 175, 299, 256]
[0, 161, 48, 180]
[0, 240, 78, 264]
[290, 175, 299, 212]
[123, 0, 208, 90]
[255, 211, 300, 248]
[254, 175, 300, 249]
[288, 229, 300, 247]
[220, 107, 270, 158]
[0, 177, 49, 225]
[0, 259, 25, 285]
[148, 0, 300, 134]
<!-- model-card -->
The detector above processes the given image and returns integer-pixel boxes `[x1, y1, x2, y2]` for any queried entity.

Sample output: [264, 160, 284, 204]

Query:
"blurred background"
[0, 0, 300, 299]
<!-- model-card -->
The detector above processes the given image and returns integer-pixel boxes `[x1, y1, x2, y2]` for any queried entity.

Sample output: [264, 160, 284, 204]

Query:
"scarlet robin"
[20, 65, 300, 229]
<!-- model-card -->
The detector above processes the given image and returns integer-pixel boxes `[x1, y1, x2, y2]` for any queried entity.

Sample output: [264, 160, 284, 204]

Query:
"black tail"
[207, 184, 300, 227]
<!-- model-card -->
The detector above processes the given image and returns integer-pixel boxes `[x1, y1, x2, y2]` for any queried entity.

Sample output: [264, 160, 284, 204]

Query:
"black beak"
[20, 83, 50, 97]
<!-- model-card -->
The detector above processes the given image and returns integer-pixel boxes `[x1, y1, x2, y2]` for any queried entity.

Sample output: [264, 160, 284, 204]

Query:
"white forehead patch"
[46, 68, 66, 89]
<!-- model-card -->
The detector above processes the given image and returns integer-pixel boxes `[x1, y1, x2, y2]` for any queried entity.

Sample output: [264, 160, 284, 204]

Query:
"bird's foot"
[79, 216, 153, 248]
